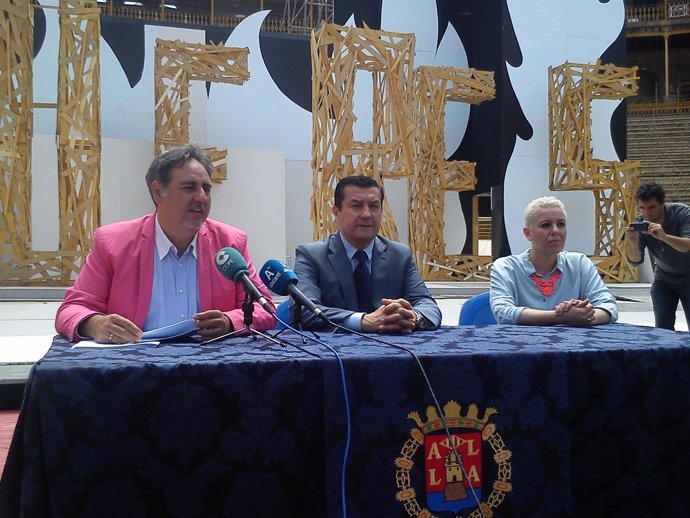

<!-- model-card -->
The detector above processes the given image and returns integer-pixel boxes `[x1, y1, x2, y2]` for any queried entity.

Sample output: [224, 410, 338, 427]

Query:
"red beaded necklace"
[529, 270, 563, 296]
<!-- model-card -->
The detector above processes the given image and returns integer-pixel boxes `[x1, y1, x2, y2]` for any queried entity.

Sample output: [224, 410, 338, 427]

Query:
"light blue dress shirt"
[490, 249, 618, 324]
[142, 217, 200, 331]
[340, 235, 375, 331]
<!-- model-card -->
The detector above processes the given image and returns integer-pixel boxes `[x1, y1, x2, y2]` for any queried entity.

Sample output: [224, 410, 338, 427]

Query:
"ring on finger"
[108, 332, 114, 342]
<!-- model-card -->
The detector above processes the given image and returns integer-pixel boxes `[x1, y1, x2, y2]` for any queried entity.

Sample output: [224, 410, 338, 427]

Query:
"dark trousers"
[650, 277, 690, 331]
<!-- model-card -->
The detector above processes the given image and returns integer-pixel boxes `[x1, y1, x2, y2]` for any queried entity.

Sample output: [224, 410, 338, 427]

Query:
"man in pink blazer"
[55, 144, 275, 342]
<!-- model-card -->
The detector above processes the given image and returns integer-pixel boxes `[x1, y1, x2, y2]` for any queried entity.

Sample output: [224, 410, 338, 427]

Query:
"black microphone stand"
[293, 302, 302, 329]
[273, 300, 307, 344]
[201, 294, 286, 346]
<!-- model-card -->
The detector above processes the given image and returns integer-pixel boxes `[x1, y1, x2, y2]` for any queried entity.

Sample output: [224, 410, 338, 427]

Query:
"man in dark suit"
[293, 175, 441, 332]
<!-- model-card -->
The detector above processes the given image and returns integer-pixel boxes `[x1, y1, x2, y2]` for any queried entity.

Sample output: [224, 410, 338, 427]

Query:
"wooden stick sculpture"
[409, 66, 495, 280]
[154, 38, 249, 183]
[311, 22, 497, 280]
[548, 61, 640, 282]
[1, 0, 101, 285]
[311, 22, 416, 240]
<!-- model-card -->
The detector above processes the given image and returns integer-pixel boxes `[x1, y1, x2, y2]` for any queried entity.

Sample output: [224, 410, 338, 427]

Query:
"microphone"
[259, 259, 330, 323]
[214, 247, 274, 315]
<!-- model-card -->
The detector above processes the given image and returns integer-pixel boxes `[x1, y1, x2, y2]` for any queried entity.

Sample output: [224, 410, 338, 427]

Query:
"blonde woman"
[490, 196, 617, 326]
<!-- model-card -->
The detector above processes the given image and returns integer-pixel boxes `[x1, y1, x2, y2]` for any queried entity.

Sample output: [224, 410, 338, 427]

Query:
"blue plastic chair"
[459, 291, 496, 326]
[274, 299, 292, 330]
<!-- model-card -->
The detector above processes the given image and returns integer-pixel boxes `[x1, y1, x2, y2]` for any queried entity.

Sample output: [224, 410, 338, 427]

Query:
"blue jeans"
[650, 277, 690, 331]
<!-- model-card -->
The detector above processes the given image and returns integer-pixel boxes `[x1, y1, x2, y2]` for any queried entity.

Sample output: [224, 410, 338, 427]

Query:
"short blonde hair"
[524, 196, 566, 227]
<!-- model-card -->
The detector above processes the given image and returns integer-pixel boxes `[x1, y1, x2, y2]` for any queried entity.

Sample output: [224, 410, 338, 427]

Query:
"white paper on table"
[0, 335, 54, 364]
[140, 319, 198, 341]
[71, 340, 160, 349]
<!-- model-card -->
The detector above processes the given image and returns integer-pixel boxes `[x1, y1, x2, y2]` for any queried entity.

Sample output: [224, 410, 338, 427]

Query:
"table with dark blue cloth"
[1, 324, 689, 518]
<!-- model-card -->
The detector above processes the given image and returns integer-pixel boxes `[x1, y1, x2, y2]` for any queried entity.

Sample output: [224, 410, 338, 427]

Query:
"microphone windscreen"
[215, 247, 249, 282]
[259, 259, 298, 296]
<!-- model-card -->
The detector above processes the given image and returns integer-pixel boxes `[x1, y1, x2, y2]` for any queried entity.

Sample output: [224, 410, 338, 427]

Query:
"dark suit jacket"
[293, 233, 442, 330]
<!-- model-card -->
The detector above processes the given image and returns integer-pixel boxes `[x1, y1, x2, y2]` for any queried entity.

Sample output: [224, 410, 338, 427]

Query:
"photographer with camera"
[626, 181, 690, 331]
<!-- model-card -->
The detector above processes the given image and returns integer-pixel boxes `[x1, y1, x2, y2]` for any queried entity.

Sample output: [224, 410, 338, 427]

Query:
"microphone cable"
[269, 314, 352, 518]
[256, 257, 482, 516]
[329, 321, 487, 518]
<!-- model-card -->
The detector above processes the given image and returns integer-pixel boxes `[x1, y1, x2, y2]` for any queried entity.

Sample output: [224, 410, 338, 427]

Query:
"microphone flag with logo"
[214, 247, 274, 314]
[259, 259, 299, 295]
[259, 259, 329, 322]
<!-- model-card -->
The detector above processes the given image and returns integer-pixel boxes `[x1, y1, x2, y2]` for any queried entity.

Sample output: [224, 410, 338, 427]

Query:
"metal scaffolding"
[283, 0, 333, 34]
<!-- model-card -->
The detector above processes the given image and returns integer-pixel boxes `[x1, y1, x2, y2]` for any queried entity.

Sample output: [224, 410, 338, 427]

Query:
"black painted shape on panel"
[262, 0, 456, 113]
[33, 5, 46, 57]
[451, 1, 528, 257]
[205, 29, 232, 96]
[334, 0, 382, 29]
[435, 0, 462, 50]
[260, 33, 312, 111]
[600, 25, 628, 162]
[101, 19, 146, 88]
[205, 29, 231, 48]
